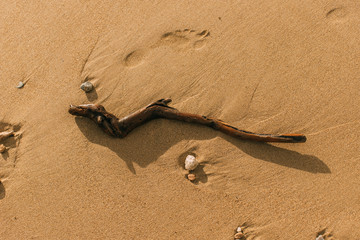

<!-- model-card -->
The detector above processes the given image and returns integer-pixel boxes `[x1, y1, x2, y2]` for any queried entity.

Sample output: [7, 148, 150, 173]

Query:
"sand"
[1, 0, 360, 239]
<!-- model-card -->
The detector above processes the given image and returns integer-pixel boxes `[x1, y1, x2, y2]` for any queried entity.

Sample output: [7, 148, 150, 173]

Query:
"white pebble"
[236, 226, 242, 233]
[16, 81, 24, 88]
[80, 81, 93, 92]
[184, 155, 198, 170]
[316, 235, 324, 240]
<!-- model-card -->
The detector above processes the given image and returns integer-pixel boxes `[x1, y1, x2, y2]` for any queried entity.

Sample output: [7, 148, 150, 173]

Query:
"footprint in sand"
[0, 122, 22, 199]
[123, 48, 151, 67]
[123, 29, 210, 67]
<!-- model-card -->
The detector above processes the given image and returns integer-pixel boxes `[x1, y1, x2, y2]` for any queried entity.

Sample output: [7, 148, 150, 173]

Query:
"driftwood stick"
[69, 98, 306, 143]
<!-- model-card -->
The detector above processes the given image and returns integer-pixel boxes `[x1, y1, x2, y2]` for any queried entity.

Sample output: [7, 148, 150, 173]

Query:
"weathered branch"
[69, 98, 306, 143]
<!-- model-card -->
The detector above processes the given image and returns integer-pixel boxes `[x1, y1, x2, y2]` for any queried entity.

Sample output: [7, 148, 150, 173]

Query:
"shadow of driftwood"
[74, 117, 330, 174]
[226, 137, 330, 173]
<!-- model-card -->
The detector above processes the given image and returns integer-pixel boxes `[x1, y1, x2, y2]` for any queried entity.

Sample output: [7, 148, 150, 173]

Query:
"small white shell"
[184, 154, 198, 170]
[316, 235, 324, 240]
[80, 81, 93, 92]
[236, 227, 242, 233]
[16, 81, 24, 88]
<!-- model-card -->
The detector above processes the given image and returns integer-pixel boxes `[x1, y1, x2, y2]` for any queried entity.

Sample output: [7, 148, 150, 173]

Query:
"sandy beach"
[1, 1, 360, 239]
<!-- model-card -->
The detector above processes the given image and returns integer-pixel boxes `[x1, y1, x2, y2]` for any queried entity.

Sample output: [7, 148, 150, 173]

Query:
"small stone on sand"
[16, 81, 24, 88]
[0, 130, 14, 142]
[80, 81, 93, 92]
[234, 232, 244, 239]
[187, 173, 196, 181]
[0, 144, 6, 153]
[236, 226, 242, 233]
[316, 235, 324, 240]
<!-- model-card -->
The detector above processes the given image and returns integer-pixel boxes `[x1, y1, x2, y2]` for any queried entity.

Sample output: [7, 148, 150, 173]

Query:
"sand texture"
[1, 1, 360, 239]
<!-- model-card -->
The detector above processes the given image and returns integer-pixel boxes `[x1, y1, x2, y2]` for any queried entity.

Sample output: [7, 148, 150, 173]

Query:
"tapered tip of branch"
[155, 98, 172, 105]
[281, 134, 307, 143]
[163, 98, 172, 104]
